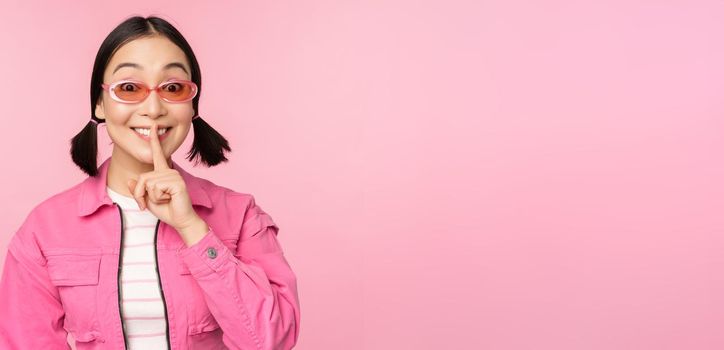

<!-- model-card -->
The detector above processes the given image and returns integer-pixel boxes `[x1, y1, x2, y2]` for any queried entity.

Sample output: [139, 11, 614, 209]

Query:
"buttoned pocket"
[71, 329, 106, 347]
[45, 251, 102, 339]
[189, 312, 221, 336]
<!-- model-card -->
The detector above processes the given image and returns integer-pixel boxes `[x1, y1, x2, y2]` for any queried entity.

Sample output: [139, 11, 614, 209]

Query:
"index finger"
[149, 124, 169, 170]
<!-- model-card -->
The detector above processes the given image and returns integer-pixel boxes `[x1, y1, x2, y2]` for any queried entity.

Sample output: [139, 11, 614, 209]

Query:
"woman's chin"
[133, 152, 155, 165]
[138, 150, 171, 166]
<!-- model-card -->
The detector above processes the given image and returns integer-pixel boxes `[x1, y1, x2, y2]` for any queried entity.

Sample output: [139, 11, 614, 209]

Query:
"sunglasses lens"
[160, 81, 196, 102]
[113, 82, 147, 102]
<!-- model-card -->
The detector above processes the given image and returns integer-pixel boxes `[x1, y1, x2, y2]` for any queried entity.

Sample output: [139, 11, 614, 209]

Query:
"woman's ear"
[94, 100, 105, 120]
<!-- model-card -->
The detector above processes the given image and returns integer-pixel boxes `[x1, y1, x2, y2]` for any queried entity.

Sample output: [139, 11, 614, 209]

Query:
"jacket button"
[206, 247, 217, 259]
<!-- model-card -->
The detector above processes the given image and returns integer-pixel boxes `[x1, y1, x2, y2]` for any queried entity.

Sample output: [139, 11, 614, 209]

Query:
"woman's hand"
[127, 124, 203, 235]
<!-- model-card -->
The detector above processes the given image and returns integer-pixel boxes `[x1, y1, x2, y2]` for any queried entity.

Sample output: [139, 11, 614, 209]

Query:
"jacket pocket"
[189, 315, 221, 336]
[45, 251, 102, 339]
[72, 329, 106, 348]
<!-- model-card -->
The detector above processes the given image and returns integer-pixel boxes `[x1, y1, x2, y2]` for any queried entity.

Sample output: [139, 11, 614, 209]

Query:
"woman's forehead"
[106, 36, 190, 77]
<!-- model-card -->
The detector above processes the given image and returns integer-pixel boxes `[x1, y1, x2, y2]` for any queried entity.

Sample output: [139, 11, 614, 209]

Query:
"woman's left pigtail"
[70, 116, 104, 177]
[186, 114, 232, 167]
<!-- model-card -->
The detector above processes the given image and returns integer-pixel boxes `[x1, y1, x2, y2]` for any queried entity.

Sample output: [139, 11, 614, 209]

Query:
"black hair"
[70, 15, 231, 177]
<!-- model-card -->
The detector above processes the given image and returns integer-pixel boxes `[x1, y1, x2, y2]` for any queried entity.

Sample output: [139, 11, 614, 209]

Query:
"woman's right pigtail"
[70, 117, 103, 177]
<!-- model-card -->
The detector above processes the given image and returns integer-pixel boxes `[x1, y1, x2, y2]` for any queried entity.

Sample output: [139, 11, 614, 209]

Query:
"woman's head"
[71, 15, 231, 177]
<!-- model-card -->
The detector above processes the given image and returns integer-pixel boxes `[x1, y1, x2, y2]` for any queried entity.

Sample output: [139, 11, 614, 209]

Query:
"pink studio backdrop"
[1, 1, 724, 349]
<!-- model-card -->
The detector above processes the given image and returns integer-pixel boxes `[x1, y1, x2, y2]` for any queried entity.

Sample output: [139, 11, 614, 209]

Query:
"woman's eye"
[119, 83, 139, 91]
[163, 83, 182, 92]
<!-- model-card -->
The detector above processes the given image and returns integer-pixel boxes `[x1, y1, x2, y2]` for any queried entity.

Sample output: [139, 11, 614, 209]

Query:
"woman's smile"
[131, 126, 172, 141]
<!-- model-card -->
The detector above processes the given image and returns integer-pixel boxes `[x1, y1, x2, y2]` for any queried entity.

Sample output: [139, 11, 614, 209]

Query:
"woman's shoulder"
[24, 179, 87, 220]
[8, 180, 88, 260]
[190, 174, 259, 208]
[188, 173, 275, 223]
[193, 176, 277, 235]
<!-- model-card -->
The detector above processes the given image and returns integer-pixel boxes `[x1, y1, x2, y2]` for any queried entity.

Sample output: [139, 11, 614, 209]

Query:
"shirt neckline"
[106, 186, 141, 210]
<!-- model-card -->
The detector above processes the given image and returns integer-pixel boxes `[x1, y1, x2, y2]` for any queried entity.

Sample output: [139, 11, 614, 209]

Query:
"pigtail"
[70, 117, 103, 177]
[186, 115, 232, 167]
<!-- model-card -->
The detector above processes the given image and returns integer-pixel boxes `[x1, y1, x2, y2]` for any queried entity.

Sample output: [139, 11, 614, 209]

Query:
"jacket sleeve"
[177, 195, 300, 350]
[0, 218, 70, 349]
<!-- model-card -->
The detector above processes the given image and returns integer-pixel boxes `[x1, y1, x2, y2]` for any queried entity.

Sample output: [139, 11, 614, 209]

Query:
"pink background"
[1, 1, 724, 349]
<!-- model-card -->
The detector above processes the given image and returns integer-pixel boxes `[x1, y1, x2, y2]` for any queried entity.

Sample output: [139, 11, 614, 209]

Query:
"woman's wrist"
[176, 216, 209, 247]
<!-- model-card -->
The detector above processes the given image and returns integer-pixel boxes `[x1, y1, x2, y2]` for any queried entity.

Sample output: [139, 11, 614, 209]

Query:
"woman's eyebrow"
[112, 62, 189, 75]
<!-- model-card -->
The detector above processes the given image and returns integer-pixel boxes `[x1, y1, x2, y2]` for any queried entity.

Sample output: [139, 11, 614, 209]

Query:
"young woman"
[0, 16, 300, 350]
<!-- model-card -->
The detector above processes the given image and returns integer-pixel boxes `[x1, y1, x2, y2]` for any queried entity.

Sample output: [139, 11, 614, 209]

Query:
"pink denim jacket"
[0, 156, 300, 349]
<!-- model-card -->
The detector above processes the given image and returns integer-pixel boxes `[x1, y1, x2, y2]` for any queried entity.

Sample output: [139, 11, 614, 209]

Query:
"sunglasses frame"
[101, 78, 198, 104]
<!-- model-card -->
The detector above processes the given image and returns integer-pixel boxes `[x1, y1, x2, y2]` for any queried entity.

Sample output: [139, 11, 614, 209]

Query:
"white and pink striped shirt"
[107, 186, 169, 349]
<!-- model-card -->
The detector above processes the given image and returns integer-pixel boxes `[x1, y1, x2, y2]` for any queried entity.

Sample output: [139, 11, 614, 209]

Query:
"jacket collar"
[77, 156, 213, 216]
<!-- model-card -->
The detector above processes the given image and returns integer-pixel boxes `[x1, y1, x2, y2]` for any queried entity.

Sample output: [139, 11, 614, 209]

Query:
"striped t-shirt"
[107, 186, 169, 349]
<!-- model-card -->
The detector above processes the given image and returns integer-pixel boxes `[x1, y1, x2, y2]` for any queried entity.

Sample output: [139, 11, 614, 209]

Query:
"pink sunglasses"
[101, 79, 198, 104]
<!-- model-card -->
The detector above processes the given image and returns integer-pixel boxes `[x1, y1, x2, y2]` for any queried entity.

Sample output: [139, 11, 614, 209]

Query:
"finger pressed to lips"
[149, 124, 170, 170]
[128, 123, 172, 210]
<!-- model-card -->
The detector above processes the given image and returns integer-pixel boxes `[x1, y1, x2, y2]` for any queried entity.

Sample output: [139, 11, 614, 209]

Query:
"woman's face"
[95, 35, 195, 166]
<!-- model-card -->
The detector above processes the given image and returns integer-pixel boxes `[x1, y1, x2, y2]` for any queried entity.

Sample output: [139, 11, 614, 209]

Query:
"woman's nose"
[138, 89, 166, 118]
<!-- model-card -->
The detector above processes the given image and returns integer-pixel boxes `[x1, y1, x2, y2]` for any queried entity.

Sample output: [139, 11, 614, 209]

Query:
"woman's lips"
[132, 127, 172, 142]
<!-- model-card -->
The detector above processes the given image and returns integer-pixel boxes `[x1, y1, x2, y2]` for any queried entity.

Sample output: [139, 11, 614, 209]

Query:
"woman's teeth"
[132, 127, 168, 136]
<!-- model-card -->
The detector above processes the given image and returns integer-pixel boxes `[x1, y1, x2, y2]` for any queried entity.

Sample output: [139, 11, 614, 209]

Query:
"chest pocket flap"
[46, 253, 101, 286]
